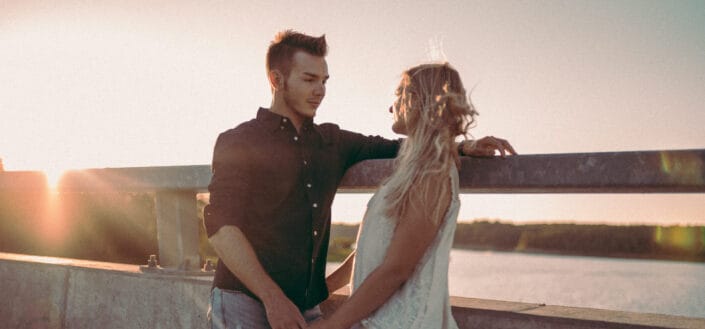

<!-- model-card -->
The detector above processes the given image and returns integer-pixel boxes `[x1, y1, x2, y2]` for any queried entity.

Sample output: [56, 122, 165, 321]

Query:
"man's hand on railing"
[460, 136, 517, 158]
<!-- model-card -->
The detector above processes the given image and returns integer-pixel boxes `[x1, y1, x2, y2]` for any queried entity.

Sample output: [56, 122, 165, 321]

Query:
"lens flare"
[653, 226, 704, 253]
[40, 168, 69, 246]
[659, 152, 704, 185]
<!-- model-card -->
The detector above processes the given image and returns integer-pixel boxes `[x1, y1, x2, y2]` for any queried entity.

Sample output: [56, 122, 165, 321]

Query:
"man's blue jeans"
[208, 287, 323, 329]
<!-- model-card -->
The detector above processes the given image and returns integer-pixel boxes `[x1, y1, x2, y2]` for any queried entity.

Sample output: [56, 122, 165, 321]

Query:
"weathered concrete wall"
[3, 253, 704, 329]
[448, 297, 705, 329]
[0, 253, 211, 329]
[0, 255, 68, 328]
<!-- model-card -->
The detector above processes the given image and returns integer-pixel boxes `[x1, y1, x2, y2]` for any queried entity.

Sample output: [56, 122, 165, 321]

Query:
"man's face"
[281, 51, 329, 124]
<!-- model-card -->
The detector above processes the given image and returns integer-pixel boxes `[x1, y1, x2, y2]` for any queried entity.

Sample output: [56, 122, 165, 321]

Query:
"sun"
[40, 167, 70, 246]
[43, 167, 67, 191]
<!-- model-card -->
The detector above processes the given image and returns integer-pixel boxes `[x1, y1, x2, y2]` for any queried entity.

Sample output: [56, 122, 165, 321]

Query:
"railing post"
[154, 191, 200, 271]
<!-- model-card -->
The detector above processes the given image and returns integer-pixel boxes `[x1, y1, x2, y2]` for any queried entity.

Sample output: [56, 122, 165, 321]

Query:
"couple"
[204, 30, 515, 329]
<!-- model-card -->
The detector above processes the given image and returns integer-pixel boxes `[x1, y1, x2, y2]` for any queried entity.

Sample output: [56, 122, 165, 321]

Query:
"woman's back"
[351, 166, 460, 329]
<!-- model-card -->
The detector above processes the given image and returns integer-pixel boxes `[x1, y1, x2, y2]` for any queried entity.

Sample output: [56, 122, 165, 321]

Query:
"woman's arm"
[312, 176, 452, 329]
[326, 250, 356, 294]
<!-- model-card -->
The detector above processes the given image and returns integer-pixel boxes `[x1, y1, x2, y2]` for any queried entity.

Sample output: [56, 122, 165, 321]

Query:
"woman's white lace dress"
[351, 167, 460, 329]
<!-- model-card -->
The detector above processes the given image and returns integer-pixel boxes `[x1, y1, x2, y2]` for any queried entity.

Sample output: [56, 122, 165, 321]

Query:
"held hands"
[263, 292, 308, 329]
[308, 320, 325, 329]
[460, 136, 517, 158]
[308, 318, 344, 329]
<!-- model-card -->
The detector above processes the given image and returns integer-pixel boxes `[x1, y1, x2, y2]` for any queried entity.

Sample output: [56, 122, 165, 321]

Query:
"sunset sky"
[1, 0, 703, 224]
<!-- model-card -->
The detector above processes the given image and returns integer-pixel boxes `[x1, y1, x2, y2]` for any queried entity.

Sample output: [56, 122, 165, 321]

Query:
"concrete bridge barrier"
[2, 252, 704, 329]
[1, 149, 704, 328]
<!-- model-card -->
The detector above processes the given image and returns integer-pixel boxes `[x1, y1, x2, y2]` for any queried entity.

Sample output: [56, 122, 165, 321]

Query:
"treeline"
[455, 220, 705, 262]
[329, 221, 705, 262]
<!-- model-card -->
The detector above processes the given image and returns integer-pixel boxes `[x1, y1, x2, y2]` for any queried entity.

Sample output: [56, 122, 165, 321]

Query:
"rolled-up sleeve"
[204, 133, 251, 237]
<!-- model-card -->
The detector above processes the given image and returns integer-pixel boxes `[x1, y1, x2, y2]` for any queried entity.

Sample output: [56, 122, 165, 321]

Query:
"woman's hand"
[460, 136, 517, 158]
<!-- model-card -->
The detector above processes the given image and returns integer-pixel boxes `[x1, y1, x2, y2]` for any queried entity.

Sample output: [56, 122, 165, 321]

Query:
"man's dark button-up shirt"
[204, 108, 399, 311]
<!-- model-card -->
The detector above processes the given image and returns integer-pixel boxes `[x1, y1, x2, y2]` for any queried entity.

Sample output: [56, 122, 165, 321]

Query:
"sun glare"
[40, 167, 70, 247]
[43, 167, 66, 191]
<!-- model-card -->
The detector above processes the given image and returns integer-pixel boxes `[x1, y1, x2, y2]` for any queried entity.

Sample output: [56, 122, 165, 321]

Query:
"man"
[204, 30, 514, 329]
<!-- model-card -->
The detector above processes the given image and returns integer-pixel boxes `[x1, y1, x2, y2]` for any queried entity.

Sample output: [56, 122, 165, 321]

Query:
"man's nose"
[389, 106, 393, 113]
[314, 83, 325, 96]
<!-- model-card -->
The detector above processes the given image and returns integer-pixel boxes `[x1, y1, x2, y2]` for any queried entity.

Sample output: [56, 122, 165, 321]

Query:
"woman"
[314, 62, 480, 329]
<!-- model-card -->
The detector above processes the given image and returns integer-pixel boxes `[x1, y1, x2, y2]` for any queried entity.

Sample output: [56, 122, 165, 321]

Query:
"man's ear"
[268, 70, 284, 91]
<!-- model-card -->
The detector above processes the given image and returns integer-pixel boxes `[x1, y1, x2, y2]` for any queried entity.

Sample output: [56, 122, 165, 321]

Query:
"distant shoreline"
[452, 244, 705, 263]
[330, 221, 705, 263]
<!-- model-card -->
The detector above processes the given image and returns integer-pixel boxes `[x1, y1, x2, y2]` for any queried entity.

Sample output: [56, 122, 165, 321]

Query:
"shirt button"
[313, 230, 318, 236]
[312, 203, 318, 208]
[294, 136, 299, 141]
[303, 160, 308, 165]
[280, 126, 284, 130]
[283, 118, 288, 122]
[306, 183, 312, 188]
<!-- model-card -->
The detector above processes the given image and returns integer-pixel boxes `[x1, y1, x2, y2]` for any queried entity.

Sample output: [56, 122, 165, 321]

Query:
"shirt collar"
[256, 107, 285, 132]
[256, 108, 325, 142]
[310, 124, 330, 144]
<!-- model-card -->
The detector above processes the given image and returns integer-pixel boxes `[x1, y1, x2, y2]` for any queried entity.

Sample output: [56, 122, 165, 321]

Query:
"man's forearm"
[209, 225, 285, 304]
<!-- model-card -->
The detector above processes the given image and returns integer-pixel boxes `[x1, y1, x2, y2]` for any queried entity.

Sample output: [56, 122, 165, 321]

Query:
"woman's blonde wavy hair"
[384, 63, 478, 224]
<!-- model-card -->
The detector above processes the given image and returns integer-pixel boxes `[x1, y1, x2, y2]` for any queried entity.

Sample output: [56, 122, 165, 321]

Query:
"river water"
[329, 249, 705, 318]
